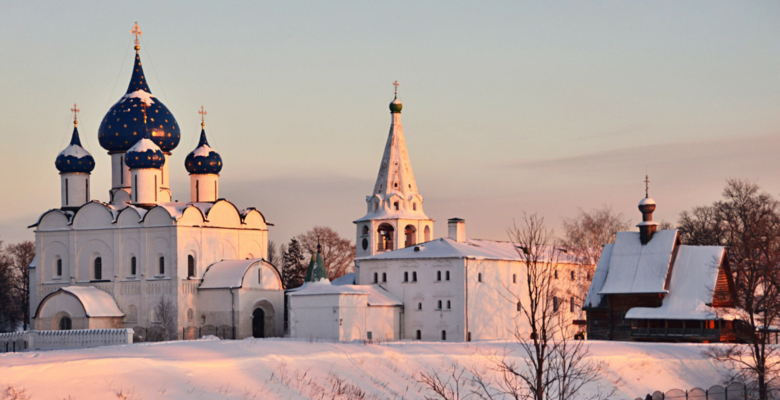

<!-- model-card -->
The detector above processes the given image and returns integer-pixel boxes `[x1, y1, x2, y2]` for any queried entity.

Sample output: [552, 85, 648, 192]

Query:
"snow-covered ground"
[0, 338, 733, 399]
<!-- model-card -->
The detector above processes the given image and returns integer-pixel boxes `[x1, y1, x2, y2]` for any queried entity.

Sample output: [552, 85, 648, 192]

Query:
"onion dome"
[185, 126, 223, 174]
[55, 124, 95, 173]
[125, 107, 165, 169]
[98, 34, 180, 153]
[389, 80, 402, 113]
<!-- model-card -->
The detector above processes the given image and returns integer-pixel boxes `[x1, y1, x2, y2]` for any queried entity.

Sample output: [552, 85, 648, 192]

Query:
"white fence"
[0, 329, 134, 353]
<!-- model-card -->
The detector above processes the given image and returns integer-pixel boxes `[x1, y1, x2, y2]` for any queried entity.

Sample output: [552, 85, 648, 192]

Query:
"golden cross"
[70, 103, 80, 126]
[392, 80, 399, 96]
[644, 175, 650, 198]
[198, 106, 207, 127]
[131, 22, 143, 49]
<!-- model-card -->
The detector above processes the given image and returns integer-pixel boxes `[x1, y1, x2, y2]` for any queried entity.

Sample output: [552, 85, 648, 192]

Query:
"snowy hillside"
[0, 339, 733, 399]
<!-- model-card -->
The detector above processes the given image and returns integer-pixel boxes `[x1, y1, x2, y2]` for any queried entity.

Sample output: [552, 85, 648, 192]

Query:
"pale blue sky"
[1, 1, 778, 246]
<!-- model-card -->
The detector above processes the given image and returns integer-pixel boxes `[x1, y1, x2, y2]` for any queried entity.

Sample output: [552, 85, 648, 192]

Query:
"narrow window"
[65, 178, 69, 205]
[513, 274, 517, 284]
[382, 272, 387, 283]
[187, 308, 193, 321]
[587, 272, 592, 280]
[517, 301, 521, 311]
[159, 256, 165, 275]
[570, 297, 575, 313]
[437, 300, 442, 310]
[418, 302, 422, 310]
[214, 181, 217, 198]
[154, 175, 158, 201]
[134, 175, 138, 202]
[416, 330, 421, 340]
[404, 271, 409, 282]
[446, 300, 451, 310]
[412, 271, 417, 282]
[120, 156, 124, 184]
[367, 331, 373, 340]
[162, 167, 165, 185]
[571, 271, 575, 280]
[56, 258, 62, 277]
[394, 202, 399, 211]
[441, 330, 446, 341]
[196, 180, 199, 202]
[554, 270, 558, 279]
[188, 255, 195, 278]
[413, 203, 417, 211]
[446, 271, 450, 281]
[86, 179, 89, 201]
[437, 271, 441, 281]
[373, 272, 378, 283]
[130, 256, 137, 276]
[94, 257, 102, 280]
[478, 273, 482, 282]
[258, 267, 262, 284]
[553, 297, 560, 312]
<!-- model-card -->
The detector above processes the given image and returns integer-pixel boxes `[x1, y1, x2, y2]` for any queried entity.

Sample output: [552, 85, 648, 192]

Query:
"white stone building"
[29, 29, 284, 340]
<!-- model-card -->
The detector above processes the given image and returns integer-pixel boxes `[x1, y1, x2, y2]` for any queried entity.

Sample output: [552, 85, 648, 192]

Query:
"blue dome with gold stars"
[185, 127, 222, 174]
[56, 125, 95, 174]
[98, 47, 180, 153]
[125, 119, 166, 170]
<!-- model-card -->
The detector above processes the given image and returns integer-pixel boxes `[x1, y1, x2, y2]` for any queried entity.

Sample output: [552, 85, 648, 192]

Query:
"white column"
[131, 168, 163, 206]
[190, 174, 219, 203]
[60, 173, 90, 209]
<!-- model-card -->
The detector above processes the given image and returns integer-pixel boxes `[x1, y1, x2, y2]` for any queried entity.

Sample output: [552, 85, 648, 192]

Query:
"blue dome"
[55, 126, 95, 173]
[125, 136, 165, 169]
[98, 50, 180, 153]
[185, 128, 223, 174]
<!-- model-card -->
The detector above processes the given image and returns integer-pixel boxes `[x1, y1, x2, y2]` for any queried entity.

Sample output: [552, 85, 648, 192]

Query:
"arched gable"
[111, 189, 132, 205]
[36, 210, 71, 231]
[206, 200, 241, 228]
[72, 202, 115, 229]
[243, 261, 283, 290]
[117, 207, 143, 227]
[200, 259, 282, 290]
[142, 206, 175, 227]
[178, 205, 206, 226]
[242, 208, 267, 229]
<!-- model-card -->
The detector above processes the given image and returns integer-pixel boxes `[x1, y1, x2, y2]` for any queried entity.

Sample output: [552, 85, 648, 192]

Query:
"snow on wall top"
[626, 245, 724, 320]
[583, 243, 613, 308]
[61, 286, 124, 317]
[598, 230, 678, 295]
[288, 280, 402, 306]
[200, 259, 266, 289]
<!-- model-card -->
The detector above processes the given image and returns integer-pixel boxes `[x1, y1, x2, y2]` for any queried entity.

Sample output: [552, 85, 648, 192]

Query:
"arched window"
[446, 300, 451, 310]
[446, 271, 450, 281]
[362, 225, 370, 235]
[188, 255, 195, 278]
[412, 271, 417, 282]
[94, 257, 102, 280]
[441, 330, 446, 341]
[130, 256, 137, 276]
[416, 330, 421, 340]
[404, 271, 409, 282]
[159, 256, 165, 275]
[373, 272, 378, 283]
[437, 300, 442, 310]
[59, 316, 72, 331]
[413, 203, 417, 211]
[437, 271, 441, 281]
[424, 226, 431, 242]
[404, 225, 417, 247]
[377, 223, 395, 251]
[417, 302, 422, 310]
[393, 202, 399, 211]
[382, 272, 387, 283]
[478, 273, 482, 282]
[56, 258, 62, 278]
[187, 308, 194, 321]
[361, 238, 368, 250]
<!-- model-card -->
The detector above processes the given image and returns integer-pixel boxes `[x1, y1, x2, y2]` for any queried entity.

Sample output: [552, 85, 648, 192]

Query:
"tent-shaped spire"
[372, 86, 419, 198]
[304, 244, 328, 283]
[127, 22, 151, 94]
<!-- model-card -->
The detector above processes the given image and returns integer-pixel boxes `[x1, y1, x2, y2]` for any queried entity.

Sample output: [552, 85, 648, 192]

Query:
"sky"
[0, 1, 778, 247]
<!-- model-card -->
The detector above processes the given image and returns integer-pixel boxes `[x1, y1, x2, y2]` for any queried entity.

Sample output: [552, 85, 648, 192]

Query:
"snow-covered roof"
[58, 143, 92, 159]
[639, 197, 656, 206]
[54, 286, 124, 317]
[200, 259, 268, 289]
[288, 280, 402, 306]
[127, 137, 162, 153]
[626, 246, 725, 320]
[28, 256, 37, 269]
[360, 237, 581, 264]
[598, 230, 678, 295]
[583, 243, 613, 308]
[331, 273, 355, 286]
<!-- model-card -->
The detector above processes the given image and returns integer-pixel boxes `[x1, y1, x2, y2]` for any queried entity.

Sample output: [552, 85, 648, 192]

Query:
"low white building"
[29, 30, 284, 341]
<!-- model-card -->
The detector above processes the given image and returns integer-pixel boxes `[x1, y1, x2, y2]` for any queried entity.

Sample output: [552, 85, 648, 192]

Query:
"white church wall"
[117, 208, 142, 227]
[190, 174, 218, 203]
[72, 203, 114, 230]
[196, 289, 234, 330]
[144, 207, 174, 226]
[288, 293, 368, 341]
[365, 306, 400, 341]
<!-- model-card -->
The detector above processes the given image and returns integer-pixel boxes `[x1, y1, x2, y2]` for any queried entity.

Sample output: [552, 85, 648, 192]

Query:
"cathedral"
[29, 24, 283, 340]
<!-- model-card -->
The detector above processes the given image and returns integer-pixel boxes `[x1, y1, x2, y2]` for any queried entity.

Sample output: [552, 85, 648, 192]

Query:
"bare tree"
[296, 226, 355, 280]
[680, 179, 780, 399]
[7, 241, 34, 330]
[493, 213, 612, 400]
[154, 297, 177, 341]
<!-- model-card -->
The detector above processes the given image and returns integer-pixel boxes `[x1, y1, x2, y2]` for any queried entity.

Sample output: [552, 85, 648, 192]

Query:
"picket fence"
[0, 329, 133, 352]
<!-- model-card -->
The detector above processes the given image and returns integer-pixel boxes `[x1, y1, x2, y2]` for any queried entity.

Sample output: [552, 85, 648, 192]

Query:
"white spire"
[372, 105, 419, 199]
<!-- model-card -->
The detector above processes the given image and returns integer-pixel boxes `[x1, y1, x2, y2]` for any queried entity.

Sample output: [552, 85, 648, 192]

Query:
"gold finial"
[131, 22, 143, 51]
[70, 103, 80, 127]
[645, 175, 650, 198]
[392, 80, 399, 97]
[198, 106, 207, 128]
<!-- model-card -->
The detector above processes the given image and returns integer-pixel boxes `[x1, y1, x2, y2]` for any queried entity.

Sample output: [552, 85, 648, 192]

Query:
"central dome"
[98, 50, 180, 153]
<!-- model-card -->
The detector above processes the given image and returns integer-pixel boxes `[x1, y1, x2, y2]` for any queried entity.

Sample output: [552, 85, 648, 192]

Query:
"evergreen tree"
[281, 238, 306, 289]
